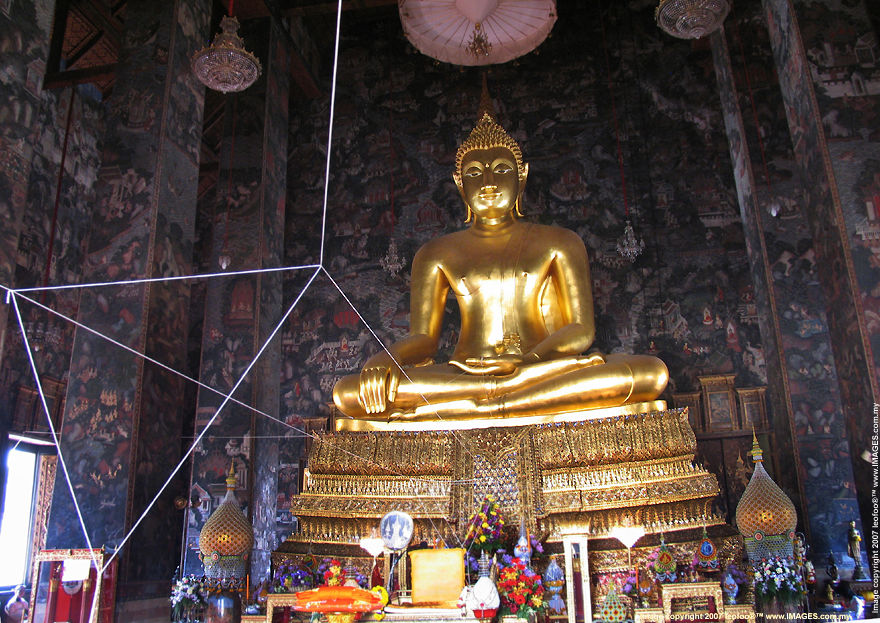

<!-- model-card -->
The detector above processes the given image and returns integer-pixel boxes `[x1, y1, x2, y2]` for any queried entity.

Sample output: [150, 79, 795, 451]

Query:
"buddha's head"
[454, 112, 529, 221]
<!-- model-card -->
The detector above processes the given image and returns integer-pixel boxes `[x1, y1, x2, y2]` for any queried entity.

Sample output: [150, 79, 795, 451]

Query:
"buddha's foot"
[387, 398, 503, 422]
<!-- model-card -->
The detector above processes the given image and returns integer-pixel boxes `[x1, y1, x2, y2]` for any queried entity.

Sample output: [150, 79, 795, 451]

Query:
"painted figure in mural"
[333, 107, 668, 422]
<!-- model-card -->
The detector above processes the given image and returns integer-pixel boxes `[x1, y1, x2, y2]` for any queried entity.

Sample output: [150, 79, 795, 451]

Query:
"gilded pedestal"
[277, 406, 728, 574]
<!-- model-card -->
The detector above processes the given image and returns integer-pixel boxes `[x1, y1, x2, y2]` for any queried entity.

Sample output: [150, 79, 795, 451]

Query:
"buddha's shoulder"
[524, 222, 586, 249]
[414, 230, 471, 256]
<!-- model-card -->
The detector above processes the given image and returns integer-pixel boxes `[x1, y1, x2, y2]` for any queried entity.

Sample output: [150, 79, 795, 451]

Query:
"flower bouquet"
[171, 575, 207, 622]
[272, 561, 314, 593]
[464, 496, 505, 554]
[318, 558, 347, 586]
[496, 558, 545, 620]
[753, 556, 805, 605]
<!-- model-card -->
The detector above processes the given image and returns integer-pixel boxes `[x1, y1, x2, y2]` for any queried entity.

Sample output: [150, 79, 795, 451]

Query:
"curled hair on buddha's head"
[453, 112, 527, 188]
[454, 112, 529, 222]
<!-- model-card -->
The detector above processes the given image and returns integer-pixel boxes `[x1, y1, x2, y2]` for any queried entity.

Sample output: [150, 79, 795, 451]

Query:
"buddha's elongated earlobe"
[515, 162, 528, 216]
[465, 205, 473, 223]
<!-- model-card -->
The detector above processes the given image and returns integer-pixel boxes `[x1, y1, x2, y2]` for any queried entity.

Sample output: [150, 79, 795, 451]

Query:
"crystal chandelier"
[616, 220, 645, 263]
[192, 15, 262, 93]
[655, 0, 731, 39]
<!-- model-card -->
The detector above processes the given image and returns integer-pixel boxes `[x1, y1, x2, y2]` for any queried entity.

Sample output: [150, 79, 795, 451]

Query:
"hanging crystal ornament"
[380, 238, 404, 276]
[218, 249, 232, 270]
[465, 23, 492, 59]
[655, 0, 730, 40]
[192, 15, 262, 93]
[616, 220, 645, 262]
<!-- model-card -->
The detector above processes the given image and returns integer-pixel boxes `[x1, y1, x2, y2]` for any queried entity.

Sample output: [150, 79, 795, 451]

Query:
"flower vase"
[500, 613, 536, 623]
[205, 587, 241, 623]
[543, 557, 566, 615]
[722, 572, 738, 605]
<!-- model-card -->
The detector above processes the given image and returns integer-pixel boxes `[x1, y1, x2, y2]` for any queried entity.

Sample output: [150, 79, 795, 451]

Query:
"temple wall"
[0, 0, 874, 599]
[0, 88, 105, 434]
[758, 0, 877, 565]
[41, 0, 211, 602]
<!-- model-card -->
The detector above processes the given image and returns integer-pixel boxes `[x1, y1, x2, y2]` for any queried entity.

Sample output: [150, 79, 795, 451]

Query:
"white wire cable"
[10, 264, 320, 294]
[322, 267, 480, 452]
[12, 283, 485, 496]
[14, 290, 285, 422]
[318, 0, 343, 267]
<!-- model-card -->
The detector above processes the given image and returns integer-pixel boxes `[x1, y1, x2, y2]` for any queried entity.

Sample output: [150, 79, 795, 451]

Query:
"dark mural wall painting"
[712, 23, 805, 527]
[760, 0, 878, 565]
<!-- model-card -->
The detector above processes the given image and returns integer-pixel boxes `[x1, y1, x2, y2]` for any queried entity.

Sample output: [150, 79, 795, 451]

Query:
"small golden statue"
[333, 103, 668, 423]
[847, 520, 865, 579]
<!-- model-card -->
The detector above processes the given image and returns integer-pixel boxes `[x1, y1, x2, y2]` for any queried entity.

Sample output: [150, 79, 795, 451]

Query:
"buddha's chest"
[443, 246, 549, 303]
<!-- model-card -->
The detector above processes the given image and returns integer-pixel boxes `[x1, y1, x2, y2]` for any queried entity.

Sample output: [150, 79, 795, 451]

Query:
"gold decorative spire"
[749, 427, 763, 463]
[199, 464, 254, 579]
[477, 72, 494, 120]
[226, 462, 237, 488]
[735, 434, 797, 538]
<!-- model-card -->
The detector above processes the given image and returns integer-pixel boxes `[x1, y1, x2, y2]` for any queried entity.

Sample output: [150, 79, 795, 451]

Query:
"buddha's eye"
[463, 166, 482, 178]
[493, 163, 513, 174]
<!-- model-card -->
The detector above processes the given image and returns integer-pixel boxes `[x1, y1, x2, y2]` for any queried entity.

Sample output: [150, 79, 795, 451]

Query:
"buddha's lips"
[479, 192, 501, 201]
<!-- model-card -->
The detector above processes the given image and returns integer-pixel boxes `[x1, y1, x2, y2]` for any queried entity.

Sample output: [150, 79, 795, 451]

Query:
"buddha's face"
[459, 146, 520, 220]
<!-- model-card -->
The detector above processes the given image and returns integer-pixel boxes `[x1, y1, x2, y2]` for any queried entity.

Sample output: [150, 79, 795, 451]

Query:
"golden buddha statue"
[333, 110, 668, 423]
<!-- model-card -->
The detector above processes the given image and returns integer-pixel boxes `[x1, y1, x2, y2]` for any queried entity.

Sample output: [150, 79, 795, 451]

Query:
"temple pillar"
[0, 0, 56, 523]
[43, 0, 211, 608]
[183, 17, 289, 580]
[759, 0, 877, 567]
[710, 26, 807, 530]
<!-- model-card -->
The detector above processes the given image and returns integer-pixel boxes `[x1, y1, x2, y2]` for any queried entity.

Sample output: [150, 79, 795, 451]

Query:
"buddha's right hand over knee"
[359, 354, 402, 414]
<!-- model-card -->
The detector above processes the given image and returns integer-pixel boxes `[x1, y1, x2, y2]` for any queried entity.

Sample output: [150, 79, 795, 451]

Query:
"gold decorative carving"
[32, 455, 56, 557]
[459, 427, 529, 464]
[661, 582, 723, 622]
[265, 592, 304, 623]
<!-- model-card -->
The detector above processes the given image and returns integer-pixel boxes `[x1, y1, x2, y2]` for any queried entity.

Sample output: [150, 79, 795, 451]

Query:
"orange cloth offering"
[292, 585, 385, 613]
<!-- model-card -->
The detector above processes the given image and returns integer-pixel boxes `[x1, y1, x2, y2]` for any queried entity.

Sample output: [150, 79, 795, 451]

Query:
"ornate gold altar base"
[282, 405, 726, 555]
